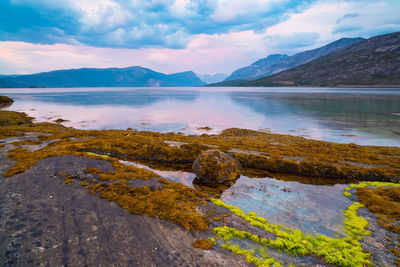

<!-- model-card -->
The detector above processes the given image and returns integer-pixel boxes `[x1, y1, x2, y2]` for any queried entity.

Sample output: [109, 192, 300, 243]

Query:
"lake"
[2, 87, 400, 146]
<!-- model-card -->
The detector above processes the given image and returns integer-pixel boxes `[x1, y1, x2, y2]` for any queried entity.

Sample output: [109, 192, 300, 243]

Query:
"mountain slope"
[222, 37, 364, 83]
[245, 31, 400, 87]
[225, 54, 289, 81]
[0, 66, 205, 88]
[198, 73, 228, 84]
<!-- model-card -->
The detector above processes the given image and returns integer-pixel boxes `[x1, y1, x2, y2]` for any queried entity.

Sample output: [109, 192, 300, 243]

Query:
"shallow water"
[2, 87, 400, 146]
[220, 176, 351, 238]
[122, 159, 349, 237]
[122, 159, 397, 266]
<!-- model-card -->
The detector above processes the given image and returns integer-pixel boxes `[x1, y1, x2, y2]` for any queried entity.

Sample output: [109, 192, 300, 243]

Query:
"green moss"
[349, 181, 400, 189]
[343, 191, 352, 197]
[343, 202, 371, 238]
[211, 199, 372, 267]
[219, 242, 282, 267]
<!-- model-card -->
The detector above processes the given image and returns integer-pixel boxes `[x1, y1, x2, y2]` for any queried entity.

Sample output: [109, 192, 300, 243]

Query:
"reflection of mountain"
[0, 66, 205, 88]
[10, 89, 198, 107]
[228, 91, 400, 136]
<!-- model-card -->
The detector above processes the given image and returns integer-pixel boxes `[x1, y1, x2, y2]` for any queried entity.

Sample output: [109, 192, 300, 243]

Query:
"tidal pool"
[123, 159, 397, 266]
[2, 87, 400, 146]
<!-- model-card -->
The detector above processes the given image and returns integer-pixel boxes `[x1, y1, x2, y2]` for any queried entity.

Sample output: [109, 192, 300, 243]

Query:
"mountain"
[222, 37, 365, 83]
[245, 31, 400, 87]
[198, 73, 228, 84]
[0, 66, 205, 88]
[225, 54, 290, 81]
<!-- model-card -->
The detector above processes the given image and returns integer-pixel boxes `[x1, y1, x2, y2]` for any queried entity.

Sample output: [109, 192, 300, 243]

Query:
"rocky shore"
[0, 147, 248, 266]
[1, 98, 400, 266]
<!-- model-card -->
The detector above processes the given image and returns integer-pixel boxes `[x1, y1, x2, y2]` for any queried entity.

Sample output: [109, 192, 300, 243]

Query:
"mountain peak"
[245, 31, 400, 87]
[223, 37, 364, 82]
[0, 66, 205, 88]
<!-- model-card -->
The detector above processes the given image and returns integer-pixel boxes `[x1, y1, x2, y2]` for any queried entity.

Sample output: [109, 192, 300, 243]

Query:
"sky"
[0, 0, 399, 75]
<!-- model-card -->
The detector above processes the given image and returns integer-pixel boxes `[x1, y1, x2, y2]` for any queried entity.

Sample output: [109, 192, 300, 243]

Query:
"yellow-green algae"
[349, 181, 400, 189]
[211, 198, 372, 267]
[343, 181, 400, 265]
[343, 191, 352, 197]
[343, 181, 400, 198]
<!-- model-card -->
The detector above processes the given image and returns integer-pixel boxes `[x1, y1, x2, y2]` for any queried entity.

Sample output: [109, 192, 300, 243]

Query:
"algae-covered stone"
[0, 95, 13, 108]
[192, 150, 241, 185]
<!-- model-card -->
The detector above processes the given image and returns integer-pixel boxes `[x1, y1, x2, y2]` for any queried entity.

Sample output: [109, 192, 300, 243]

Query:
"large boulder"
[192, 150, 241, 185]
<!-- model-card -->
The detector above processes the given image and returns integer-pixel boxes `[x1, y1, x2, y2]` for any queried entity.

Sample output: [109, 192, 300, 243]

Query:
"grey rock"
[0, 151, 249, 266]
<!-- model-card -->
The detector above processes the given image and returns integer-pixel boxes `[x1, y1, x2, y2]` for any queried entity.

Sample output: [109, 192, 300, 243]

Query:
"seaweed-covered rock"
[0, 95, 13, 108]
[192, 150, 241, 185]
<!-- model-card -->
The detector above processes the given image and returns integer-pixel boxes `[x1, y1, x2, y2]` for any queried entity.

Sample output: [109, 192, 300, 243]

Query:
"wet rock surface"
[0, 150, 249, 266]
[193, 150, 241, 185]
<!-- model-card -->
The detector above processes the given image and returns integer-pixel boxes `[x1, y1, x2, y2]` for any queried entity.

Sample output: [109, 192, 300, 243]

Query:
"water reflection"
[121, 160, 196, 188]
[3, 87, 400, 146]
[229, 92, 400, 145]
[118, 158, 397, 265]
[122, 158, 349, 238]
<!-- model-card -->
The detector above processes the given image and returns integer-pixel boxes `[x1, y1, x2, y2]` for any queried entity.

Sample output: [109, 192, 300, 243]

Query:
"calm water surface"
[2, 87, 400, 146]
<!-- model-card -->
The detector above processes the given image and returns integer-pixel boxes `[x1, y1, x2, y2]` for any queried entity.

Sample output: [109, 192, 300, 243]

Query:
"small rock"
[192, 150, 241, 185]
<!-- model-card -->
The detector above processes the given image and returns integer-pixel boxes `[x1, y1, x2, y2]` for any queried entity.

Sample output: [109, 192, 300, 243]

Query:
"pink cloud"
[0, 31, 269, 75]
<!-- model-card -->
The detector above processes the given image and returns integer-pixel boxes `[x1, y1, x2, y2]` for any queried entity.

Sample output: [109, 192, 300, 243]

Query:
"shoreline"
[1, 105, 400, 266]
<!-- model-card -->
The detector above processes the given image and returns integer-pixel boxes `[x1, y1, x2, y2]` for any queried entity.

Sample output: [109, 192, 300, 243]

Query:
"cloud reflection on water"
[5, 87, 400, 146]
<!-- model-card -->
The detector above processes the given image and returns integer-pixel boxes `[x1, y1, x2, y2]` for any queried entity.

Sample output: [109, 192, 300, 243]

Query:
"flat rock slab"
[0, 155, 249, 267]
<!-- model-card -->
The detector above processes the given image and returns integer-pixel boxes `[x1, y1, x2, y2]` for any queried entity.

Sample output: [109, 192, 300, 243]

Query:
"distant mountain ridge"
[245, 31, 400, 87]
[225, 54, 289, 81]
[222, 37, 365, 83]
[198, 73, 228, 84]
[0, 66, 205, 88]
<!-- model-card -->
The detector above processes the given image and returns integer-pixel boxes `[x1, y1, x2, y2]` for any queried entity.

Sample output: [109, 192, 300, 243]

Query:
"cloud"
[0, 0, 399, 75]
[336, 13, 360, 24]
[264, 32, 320, 50]
[0, 29, 271, 76]
[0, 0, 316, 49]
[333, 26, 363, 34]
[0, 0, 80, 44]
[265, 0, 400, 53]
